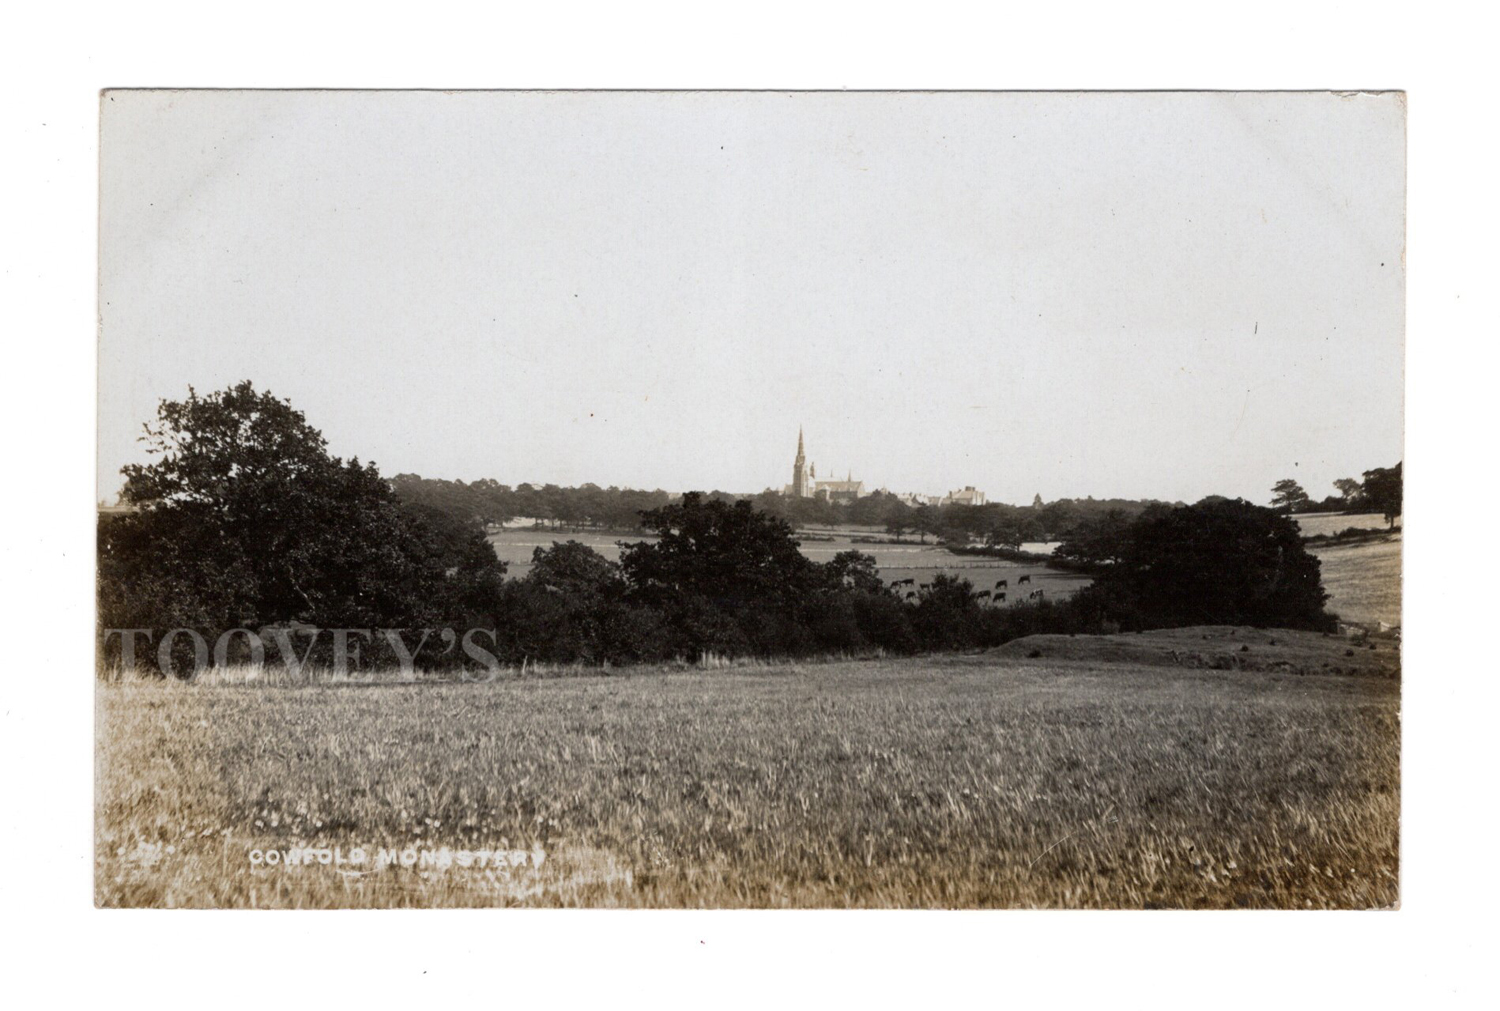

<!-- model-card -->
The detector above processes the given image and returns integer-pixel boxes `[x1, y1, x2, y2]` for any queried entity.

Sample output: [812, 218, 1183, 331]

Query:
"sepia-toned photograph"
[95, 89, 1403, 909]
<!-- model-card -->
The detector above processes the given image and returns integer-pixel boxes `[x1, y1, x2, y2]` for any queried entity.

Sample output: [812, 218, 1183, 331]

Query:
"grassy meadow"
[1310, 534, 1402, 627]
[97, 636, 1398, 909]
[1294, 511, 1396, 538]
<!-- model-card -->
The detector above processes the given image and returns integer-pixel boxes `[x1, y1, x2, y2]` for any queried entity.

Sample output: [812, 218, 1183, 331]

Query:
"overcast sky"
[99, 91, 1404, 505]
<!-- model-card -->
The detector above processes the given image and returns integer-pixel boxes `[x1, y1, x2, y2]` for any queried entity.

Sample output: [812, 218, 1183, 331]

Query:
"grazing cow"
[905, 591, 916, 600]
[977, 590, 990, 600]
[995, 579, 1007, 590]
[996, 592, 1006, 602]
[1018, 575, 1032, 585]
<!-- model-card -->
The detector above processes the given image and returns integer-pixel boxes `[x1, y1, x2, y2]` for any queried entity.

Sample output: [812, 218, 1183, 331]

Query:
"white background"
[3, 1, 1494, 1005]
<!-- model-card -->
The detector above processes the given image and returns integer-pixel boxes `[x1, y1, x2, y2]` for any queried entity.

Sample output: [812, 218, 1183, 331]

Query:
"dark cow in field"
[995, 579, 1007, 590]
[996, 592, 1006, 602]
[905, 591, 916, 600]
[1018, 574, 1032, 586]
[976, 590, 990, 600]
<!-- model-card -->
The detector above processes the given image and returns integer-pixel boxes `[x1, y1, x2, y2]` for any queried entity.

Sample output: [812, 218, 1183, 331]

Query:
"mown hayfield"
[1295, 512, 1395, 538]
[487, 528, 644, 576]
[1310, 534, 1402, 627]
[97, 644, 1398, 909]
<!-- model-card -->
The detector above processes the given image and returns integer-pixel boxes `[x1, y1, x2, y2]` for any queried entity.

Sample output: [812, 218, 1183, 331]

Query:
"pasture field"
[487, 528, 644, 575]
[1295, 511, 1395, 538]
[489, 528, 1087, 602]
[1310, 534, 1402, 628]
[97, 638, 1398, 909]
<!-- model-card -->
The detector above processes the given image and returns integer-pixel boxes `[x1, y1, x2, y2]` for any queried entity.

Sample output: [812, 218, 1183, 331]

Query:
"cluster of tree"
[491, 499, 923, 662]
[1064, 499, 1335, 630]
[388, 474, 680, 531]
[1270, 464, 1403, 525]
[98, 384, 509, 672]
[747, 490, 1173, 549]
[99, 384, 1337, 676]
[453, 494, 1336, 664]
[390, 473, 1174, 548]
[1052, 508, 1141, 567]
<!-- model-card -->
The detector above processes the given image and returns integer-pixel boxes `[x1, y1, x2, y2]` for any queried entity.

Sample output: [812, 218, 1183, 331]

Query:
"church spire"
[791, 426, 810, 497]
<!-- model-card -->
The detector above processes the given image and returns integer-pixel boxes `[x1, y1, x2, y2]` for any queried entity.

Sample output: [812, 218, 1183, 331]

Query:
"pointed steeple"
[791, 426, 810, 498]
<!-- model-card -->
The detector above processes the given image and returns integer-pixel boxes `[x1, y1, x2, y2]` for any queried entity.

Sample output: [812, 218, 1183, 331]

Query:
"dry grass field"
[97, 633, 1398, 909]
[487, 529, 640, 576]
[1294, 512, 1395, 538]
[1310, 534, 1402, 627]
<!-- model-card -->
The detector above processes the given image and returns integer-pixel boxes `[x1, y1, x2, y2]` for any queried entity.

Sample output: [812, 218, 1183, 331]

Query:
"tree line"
[99, 383, 1338, 676]
[1270, 465, 1403, 525]
[390, 470, 1175, 548]
[388, 474, 684, 532]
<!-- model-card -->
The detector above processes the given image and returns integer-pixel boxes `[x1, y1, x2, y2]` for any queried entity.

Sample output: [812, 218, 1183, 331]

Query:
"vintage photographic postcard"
[96, 90, 1403, 908]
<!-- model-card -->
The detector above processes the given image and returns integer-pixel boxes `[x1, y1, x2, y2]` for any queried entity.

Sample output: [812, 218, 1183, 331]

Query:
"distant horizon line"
[102, 463, 1394, 513]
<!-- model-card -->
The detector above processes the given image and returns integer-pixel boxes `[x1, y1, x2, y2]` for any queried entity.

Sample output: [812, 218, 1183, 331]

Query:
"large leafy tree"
[986, 513, 1026, 550]
[912, 504, 939, 544]
[99, 382, 506, 639]
[526, 540, 626, 599]
[912, 573, 983, 650]
[484, 540, 660, 665]
[823, 550, 885, 595]
[1333, 477, 1364, 508]
[1270, 478, 1312, 514]
[884, 509, 914, 542]
[1361, 463, 1403, 528]
[1054, 508, 1138, 566]
[620, 492, 820, 613]
[1085, 499, 1334, 630]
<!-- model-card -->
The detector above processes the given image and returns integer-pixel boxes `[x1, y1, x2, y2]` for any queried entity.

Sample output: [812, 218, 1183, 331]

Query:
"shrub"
[850, 590, 918, 654]
[911, 574, 984, 650]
